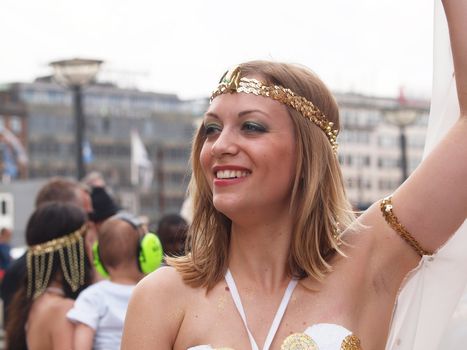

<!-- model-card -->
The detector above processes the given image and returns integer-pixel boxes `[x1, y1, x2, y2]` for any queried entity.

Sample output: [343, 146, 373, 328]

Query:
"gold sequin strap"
[380, 196, 433, 257]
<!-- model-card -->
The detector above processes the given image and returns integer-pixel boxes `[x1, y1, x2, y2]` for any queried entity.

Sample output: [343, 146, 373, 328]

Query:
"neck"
[45, 285, 65, 297]
[228, 215, 293, 292]
[107, 265, 144, 285]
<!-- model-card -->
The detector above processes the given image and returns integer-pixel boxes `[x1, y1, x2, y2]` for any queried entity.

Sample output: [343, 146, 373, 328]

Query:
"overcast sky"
[0, 0, 434, 100]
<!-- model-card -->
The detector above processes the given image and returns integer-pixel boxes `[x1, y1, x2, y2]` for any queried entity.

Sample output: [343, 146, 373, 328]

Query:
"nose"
[210, 127, 239, 158]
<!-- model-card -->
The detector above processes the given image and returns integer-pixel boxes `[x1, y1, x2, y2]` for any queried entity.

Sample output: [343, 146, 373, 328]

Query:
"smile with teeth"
[216, 170, 250, 179]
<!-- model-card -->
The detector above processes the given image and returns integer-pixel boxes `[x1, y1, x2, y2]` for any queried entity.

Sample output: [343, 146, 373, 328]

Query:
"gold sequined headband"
[27, 224, 87, 299]
[210, 66, 339, 153]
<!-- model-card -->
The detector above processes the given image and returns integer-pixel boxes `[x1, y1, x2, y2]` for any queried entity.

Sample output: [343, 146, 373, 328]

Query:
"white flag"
[131, 129, 153, 190]
[0, 126, 28, 165]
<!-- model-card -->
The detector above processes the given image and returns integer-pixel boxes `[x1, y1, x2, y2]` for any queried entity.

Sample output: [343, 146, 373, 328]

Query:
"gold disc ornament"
[281, 333, 319, 350]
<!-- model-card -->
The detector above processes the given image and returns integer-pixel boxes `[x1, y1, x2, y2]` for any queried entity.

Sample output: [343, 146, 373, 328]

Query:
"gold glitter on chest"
[217, 295, 227, 310]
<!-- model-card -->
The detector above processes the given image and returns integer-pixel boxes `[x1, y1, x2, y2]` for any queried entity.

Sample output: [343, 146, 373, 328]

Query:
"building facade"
[0, 89, 28, 181]
[2, 79, 202, 224]
[335, 93, 429, 209]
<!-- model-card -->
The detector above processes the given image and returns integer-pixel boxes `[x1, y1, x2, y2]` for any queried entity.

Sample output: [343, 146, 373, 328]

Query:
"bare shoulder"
[138, 265, 188, 291]
[34, 295, 74, 319]
[132, 265, 193, 306]
[27, 295, 75, 349]
[122, 266, 193, 350]
[48, 297, 74, 327]
[55, 297, 74, 312]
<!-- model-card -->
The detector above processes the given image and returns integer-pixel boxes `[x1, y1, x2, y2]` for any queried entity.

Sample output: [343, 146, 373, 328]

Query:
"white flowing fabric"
[385, 1, 467, 349]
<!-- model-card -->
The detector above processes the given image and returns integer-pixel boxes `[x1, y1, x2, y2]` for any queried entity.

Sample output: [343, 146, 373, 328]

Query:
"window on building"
[377, 157, 399, 169]
[10, 116, 22, 133]
[408, 135, 426, 149]
[378, 135, 398, 148]
[102, 117, 110, 133]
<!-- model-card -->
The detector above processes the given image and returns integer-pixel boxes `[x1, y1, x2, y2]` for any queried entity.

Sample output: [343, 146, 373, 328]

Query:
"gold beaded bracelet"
[380, 196, 433, 257]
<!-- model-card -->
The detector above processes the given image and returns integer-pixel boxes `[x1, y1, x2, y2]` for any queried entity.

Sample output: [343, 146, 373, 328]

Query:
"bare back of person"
[26, 292, 74, 350]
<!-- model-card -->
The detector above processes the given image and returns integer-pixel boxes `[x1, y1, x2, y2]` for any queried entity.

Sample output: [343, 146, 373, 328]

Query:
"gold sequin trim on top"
[281, 333, 319, 350]
[210, 66, 339, 154]
[280, 332, 362, 350]
[341, 334, 362, 350]
[380, 196, 433, 257]
[212, 332, 362, 350]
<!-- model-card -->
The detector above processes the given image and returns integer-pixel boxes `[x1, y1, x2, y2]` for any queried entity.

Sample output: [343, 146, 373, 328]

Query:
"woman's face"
[200, 91, 297, 221]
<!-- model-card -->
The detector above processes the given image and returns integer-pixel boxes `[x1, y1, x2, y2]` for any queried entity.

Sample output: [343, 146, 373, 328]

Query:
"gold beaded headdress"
[26, 224, 87, 299]
[210, 66, 339, 153]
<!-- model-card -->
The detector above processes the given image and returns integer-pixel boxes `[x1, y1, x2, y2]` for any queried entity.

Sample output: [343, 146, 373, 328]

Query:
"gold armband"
[380, 196, 433, 257]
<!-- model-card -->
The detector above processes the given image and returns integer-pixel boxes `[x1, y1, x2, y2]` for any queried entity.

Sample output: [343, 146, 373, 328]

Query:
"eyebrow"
[204, 112, 219, 119]
[238, 109, 270, 118]
[204, 109, 270, 119]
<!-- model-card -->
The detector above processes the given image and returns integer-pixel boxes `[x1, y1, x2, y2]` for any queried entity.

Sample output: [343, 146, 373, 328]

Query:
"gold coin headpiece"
[26, 224, 87, 299]
[210, 66, 339, 153]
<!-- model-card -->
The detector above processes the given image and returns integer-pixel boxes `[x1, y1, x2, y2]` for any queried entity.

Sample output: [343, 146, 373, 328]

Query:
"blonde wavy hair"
[168, 60, 355, 289]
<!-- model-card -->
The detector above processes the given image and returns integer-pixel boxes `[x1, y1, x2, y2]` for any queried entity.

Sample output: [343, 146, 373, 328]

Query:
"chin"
[212, 196, 245, 218]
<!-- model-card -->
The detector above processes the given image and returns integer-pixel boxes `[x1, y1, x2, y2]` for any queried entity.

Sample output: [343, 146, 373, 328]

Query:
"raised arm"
[364, 0, 467, 261]
[443, 0, 467, 114]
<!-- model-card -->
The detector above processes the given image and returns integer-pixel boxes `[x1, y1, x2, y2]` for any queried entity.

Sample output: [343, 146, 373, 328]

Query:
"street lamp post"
[383, 107, 419, 183]
[50, 58, 103, 180]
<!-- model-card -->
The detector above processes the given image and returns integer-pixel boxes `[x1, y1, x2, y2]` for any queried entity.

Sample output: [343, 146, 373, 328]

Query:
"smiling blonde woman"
[122, 1, 467, 349]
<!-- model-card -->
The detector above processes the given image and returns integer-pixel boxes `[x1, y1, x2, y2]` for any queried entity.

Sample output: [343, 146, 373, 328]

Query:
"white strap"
[262, 277, 298, 350]
[225, 270, 298, 350]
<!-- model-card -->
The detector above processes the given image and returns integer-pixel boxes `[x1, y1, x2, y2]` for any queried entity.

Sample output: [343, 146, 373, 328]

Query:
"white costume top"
[385, 1, 467, 349]
[188, 324, 356, 350]
[67, 280, 135, 350]
[439, 291, 467, 348]
[187, 271, 360, 350]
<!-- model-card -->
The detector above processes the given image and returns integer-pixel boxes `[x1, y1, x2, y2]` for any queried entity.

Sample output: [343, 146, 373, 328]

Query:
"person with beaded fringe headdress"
[1, 176, 95, 326]
[5, 202, 93, 350]
[122, 1, 467, 349]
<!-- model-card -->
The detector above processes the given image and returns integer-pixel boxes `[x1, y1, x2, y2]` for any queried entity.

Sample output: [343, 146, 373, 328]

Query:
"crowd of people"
[0, 175, 188, 350]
